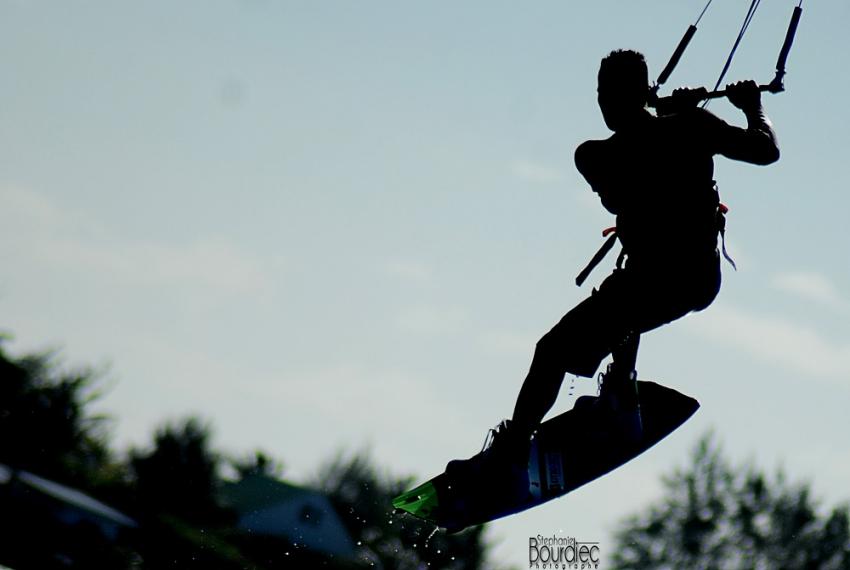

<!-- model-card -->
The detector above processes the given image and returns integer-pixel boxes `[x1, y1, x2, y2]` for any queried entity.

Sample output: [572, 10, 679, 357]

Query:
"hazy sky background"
[2, 1, 847, 567]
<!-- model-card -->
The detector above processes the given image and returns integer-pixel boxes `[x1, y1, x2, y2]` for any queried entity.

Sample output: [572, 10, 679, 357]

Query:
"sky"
[1, 0, 848, 567]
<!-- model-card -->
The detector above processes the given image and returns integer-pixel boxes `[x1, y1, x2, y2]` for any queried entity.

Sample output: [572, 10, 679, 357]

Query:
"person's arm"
[575, 139, 620, 214]
[714, 80, 780, 165]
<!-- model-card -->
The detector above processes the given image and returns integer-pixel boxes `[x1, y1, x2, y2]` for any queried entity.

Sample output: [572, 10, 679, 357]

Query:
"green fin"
[392, 481, 439, 519]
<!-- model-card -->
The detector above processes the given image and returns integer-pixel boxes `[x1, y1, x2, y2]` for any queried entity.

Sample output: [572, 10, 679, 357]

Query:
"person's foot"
[574, 364, 643, 442]
[601, 363, 643, 443]
[445, 420, 531, 487]
[445, 420, 533, 507]
[599, 363, 638, 409]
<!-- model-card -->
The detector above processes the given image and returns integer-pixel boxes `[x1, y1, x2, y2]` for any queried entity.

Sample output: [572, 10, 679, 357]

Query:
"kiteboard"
[392, 380, 699, 533]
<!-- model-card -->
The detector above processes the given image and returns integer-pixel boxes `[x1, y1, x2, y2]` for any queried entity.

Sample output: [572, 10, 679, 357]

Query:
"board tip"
[392, 481, 439, 518]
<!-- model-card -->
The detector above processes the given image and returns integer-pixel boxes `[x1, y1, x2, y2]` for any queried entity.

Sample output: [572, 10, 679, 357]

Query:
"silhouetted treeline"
[0, 339, 506, 570]
[5, 336, 847, 569]
[612, 434, 850, 568]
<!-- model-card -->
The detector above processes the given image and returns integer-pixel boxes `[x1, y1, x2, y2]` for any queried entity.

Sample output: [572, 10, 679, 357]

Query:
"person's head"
[597, 50, 650, 132]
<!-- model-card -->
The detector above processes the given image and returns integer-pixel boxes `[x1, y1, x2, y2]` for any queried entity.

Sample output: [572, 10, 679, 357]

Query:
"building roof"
[0, 463, 137, 540]
[220, 474, 356, 557]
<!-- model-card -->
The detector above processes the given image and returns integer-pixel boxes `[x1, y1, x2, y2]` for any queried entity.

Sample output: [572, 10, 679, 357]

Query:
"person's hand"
[726, 80, 762, 112]
[671, 86, 708, 106]
[654, 86, 707, 116]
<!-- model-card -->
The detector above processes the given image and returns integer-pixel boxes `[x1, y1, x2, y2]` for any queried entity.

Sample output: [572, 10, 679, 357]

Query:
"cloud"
[257, 363, 448, 427]
[685, 305, 850, 380]
[0, 185, 275, 301]
[383, 260, 433, 284]
[46, 238, 274, 299]
[510, 159, 564, 184]
[771, 271, 848, 311]
[477, 329, 535, 357]
[1, 185, 67, 231]
[246, 362, 471, 469]
[394, 304, 469, 336]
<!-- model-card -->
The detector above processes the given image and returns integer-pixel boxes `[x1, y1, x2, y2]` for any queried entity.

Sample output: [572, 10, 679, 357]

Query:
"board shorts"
[538, 250, 722, 378]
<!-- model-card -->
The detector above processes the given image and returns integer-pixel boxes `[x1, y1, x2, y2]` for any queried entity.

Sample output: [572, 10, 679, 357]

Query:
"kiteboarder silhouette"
[447, 48, 780, 479]
[396, 0, 804, 533]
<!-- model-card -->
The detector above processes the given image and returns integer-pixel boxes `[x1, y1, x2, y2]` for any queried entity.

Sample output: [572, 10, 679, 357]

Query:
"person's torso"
[606, 110, 721, 261]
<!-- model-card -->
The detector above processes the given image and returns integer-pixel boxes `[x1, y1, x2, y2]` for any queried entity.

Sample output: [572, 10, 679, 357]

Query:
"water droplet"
[424, 525, 440, 549]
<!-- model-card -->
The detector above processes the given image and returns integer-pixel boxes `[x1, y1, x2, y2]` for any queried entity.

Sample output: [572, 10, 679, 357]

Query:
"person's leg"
[603, 331, 640, 407]
[611, 331, 639, 373]
[510, 272, 631, 437]
[600, 333, 643, 441]
[444, 261, 717, 478]
[510, 256, 716, 436]
[592, 255, 721, 416]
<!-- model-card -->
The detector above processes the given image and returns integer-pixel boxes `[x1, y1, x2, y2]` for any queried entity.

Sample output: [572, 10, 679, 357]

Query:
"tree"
[611, 433, 850, 569]
[130, 417, 229, 524]
[0, 341, 137, 569]
[232, 449, 285, 480]
[0, 340, 115, 490]
[1, 335, 508, 569]
[316, 451, 510, 570]
[128, 417, 258, 569]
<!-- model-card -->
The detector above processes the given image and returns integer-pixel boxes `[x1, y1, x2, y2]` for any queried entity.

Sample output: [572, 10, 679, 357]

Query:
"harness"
[574, 185, 735, 287]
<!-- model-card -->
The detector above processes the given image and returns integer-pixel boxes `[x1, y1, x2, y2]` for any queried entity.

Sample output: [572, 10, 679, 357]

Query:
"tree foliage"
[0, 340, 115, 489]
[0, 337, 506, 569]
[612, 433, 850, 569]
[232, 449, 285, 480]
[130, 417, 226, 524]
